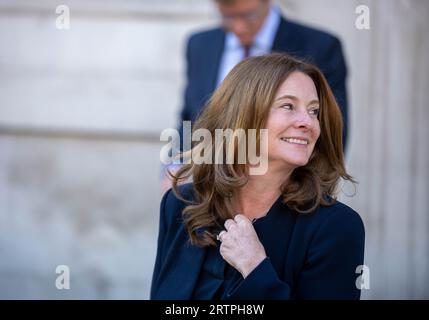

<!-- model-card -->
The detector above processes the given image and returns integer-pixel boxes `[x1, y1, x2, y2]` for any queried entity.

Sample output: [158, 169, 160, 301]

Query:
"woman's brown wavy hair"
[170, 53, 355, 247]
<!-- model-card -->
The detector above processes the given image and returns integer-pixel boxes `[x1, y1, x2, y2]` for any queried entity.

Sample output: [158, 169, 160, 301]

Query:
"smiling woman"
[151, 53, 365, 300]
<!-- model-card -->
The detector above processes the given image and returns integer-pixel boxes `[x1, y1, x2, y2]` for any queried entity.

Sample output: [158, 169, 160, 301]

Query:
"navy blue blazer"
[179, 16, 349, 148]
[150, 184, 365, 300]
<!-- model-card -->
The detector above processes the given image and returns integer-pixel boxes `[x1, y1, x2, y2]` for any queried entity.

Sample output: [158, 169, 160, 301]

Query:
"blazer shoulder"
[283, 18, 341, 47]
[161, 183, 196, 226]
[316, 200, 365, 238]
[187, 27, 224, 47]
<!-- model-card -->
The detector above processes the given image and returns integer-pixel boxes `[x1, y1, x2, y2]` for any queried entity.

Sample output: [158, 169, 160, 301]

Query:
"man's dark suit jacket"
[179, 16, 349, 147]
[150, 184, 365, 300]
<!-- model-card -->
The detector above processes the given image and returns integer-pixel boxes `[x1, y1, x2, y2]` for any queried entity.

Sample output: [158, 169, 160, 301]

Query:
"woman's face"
[266, 71, 321, 171]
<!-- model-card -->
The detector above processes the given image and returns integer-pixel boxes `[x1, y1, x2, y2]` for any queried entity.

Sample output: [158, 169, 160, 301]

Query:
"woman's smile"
[280, 137, 309, 145]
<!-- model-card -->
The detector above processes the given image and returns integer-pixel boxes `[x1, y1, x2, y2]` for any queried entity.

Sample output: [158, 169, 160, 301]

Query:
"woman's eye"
[281, 104, 293, 110]
[309, 108, 320, 116]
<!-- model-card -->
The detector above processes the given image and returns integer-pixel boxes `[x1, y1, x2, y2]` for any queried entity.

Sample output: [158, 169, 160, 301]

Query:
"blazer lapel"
[205, 29, 226, 95]
[255, 196, 297, 282]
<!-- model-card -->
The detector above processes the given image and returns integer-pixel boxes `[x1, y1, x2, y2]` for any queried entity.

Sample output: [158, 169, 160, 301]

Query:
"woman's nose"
[294, 110, 313, 128]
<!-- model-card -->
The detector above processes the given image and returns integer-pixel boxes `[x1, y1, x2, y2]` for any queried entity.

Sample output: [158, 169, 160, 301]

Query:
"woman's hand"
[218, 214, 267, 278]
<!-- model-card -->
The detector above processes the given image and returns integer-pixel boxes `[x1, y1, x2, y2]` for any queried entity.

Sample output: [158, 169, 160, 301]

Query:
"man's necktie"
[243, 45, 252, 59]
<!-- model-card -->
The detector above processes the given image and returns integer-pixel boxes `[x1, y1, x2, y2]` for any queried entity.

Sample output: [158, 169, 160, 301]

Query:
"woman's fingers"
[234, 214, 251, 225]
[224, 218, 236, 230]
[216, 230, 226, 242]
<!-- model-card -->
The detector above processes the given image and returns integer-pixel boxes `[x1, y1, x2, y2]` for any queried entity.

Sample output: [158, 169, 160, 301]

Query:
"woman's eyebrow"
[275, 94, 298, 101]
[276, 94, 319, 105]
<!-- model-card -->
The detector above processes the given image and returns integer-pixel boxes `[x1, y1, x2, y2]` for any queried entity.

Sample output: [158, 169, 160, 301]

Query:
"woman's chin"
[282, 157, 310, 168]
[268, 157, 309, 172]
